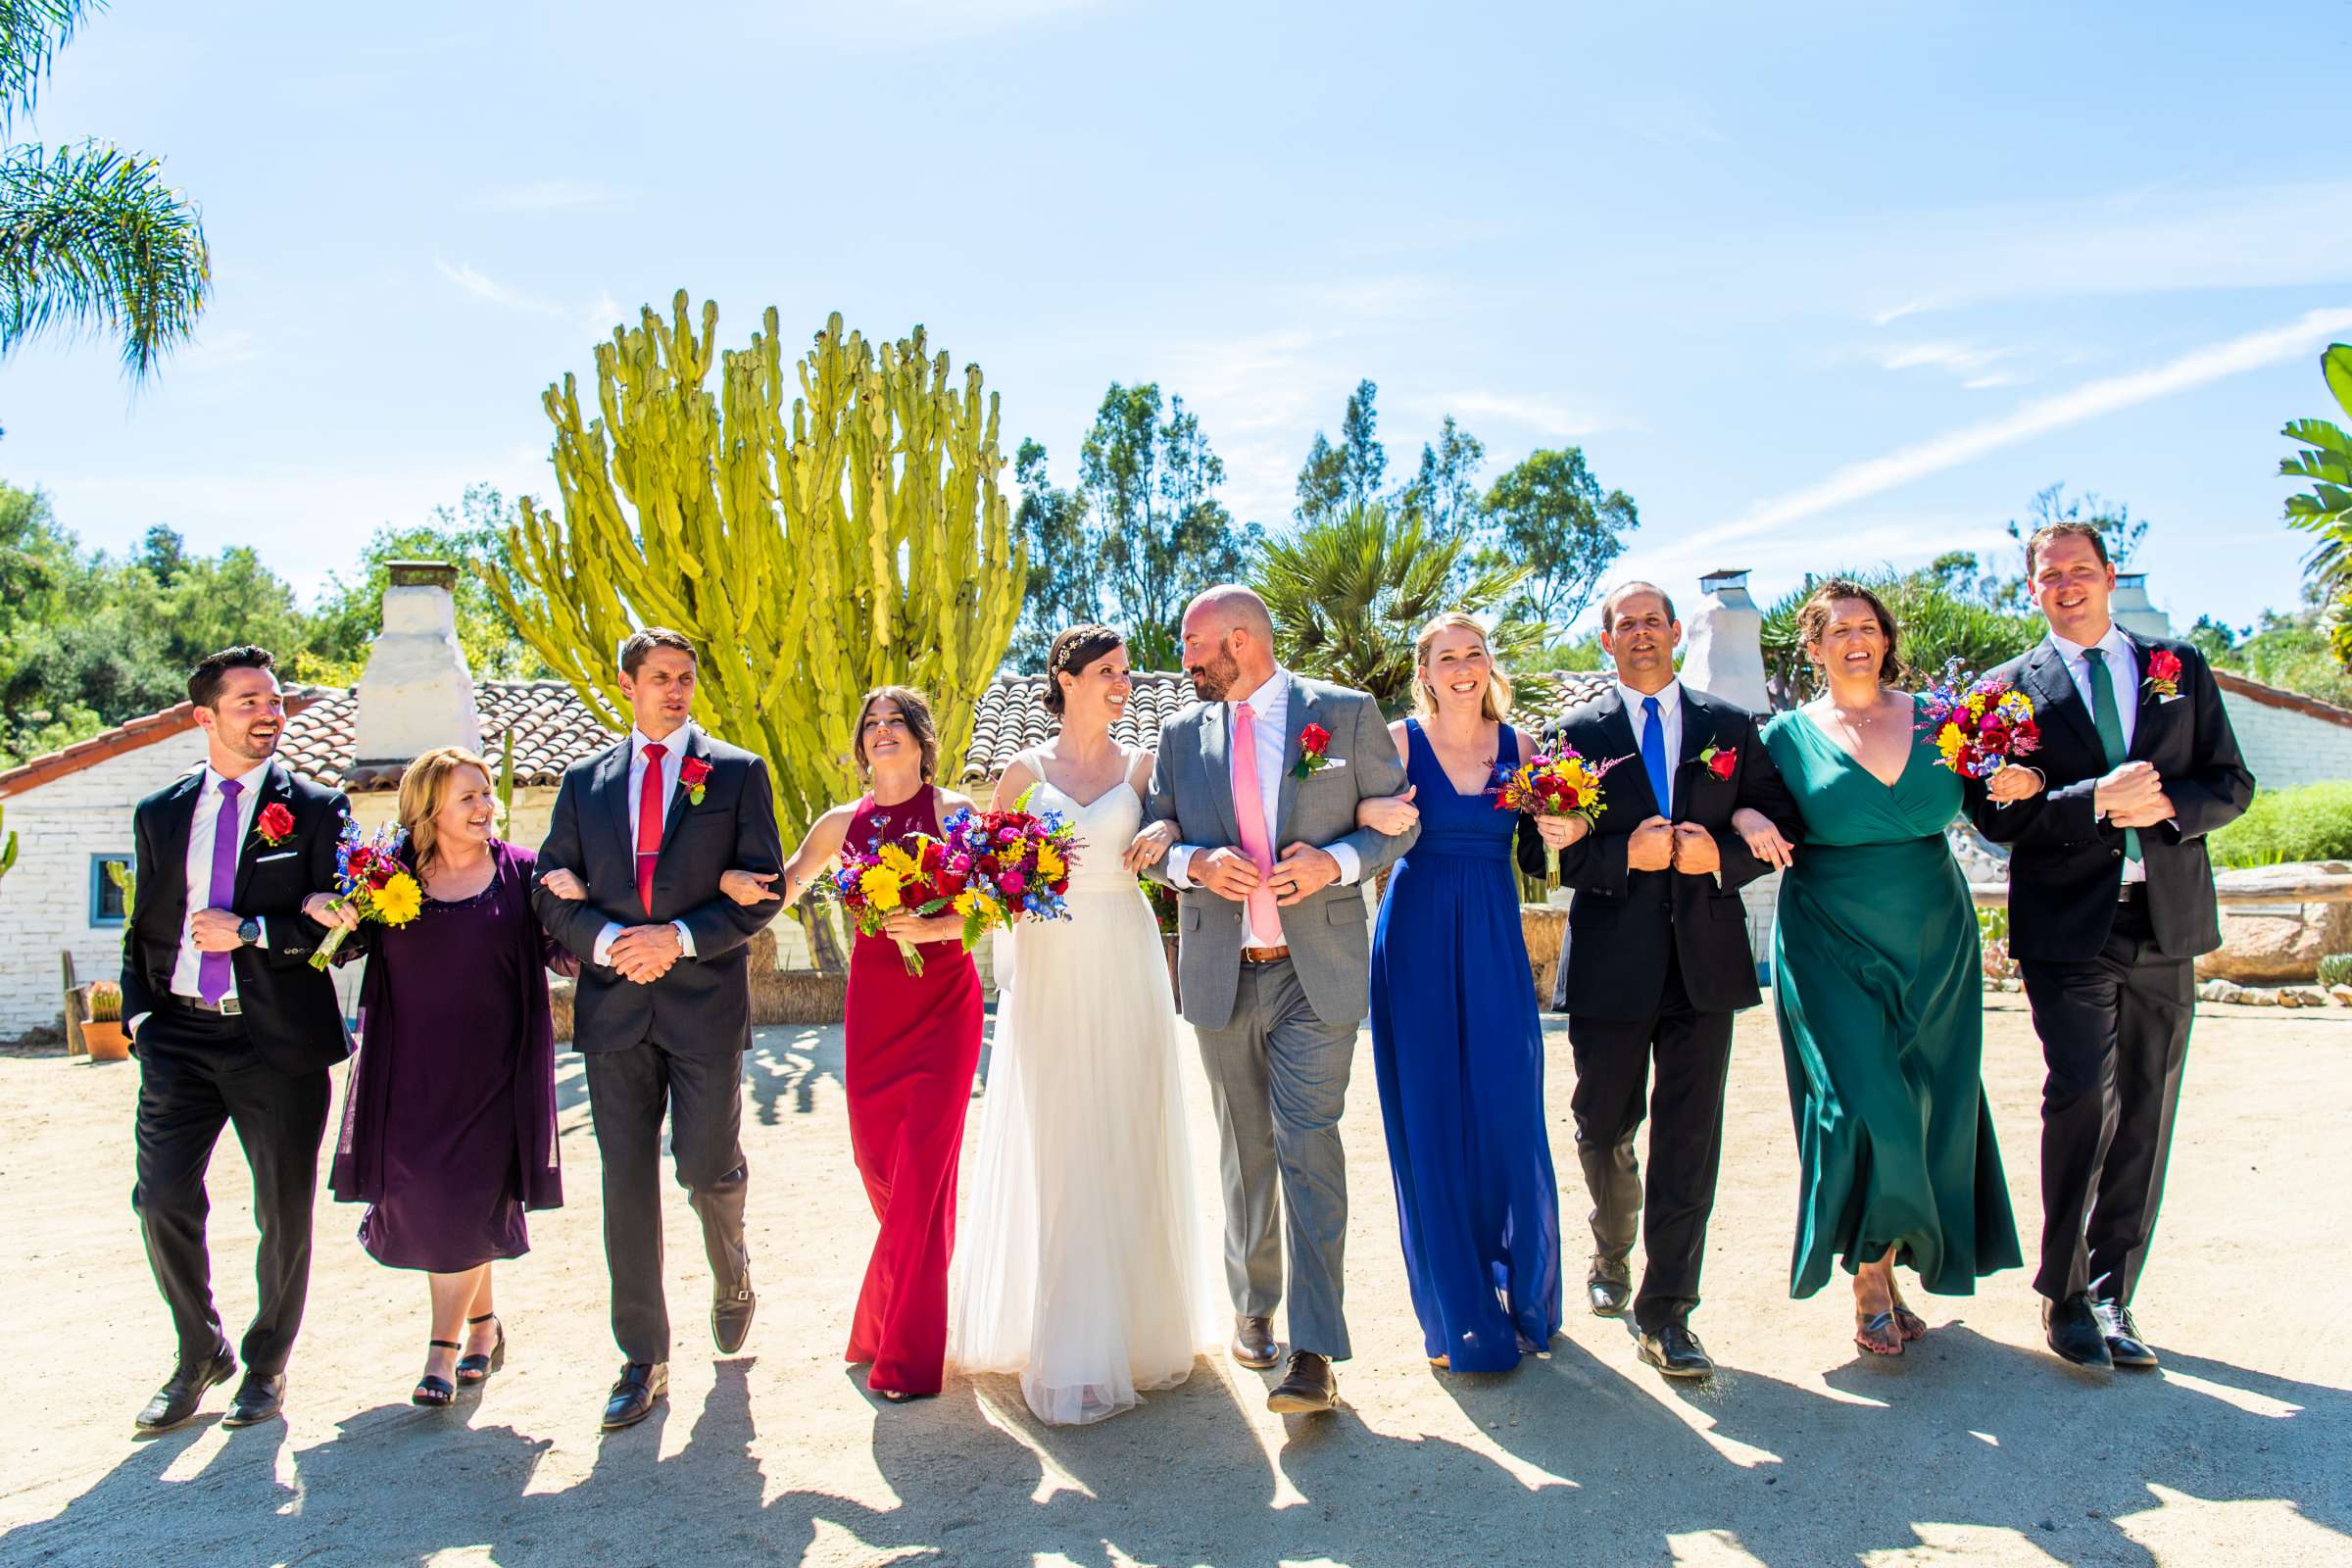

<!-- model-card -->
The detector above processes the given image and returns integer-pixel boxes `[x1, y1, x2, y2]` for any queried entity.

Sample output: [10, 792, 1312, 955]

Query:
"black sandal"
[456, 1314, 505, 1387]
[414, 1341, 461, 1406]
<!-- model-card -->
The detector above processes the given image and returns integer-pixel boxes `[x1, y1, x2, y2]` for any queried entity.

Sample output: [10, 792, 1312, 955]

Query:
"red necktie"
[636, 743, 667, 913]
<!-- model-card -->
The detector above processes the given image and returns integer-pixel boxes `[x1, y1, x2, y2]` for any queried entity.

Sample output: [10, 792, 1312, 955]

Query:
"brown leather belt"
[1241, 945, 1291, 964]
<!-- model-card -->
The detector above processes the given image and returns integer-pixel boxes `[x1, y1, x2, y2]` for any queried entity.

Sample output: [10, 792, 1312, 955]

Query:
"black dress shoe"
[1637, 1321, 1714, 1380]
[134, 1345, 235, 1433]
[2094, 1300, 2159, 1369]
[2043, 1293, 2114, 1370]
[602, 1362, 667, 1431]
[1231, 1314, 1280, 1370]
[714, 1282, 756, 1355]
[1265, 1351, 1336, 1414]
[222, 1372, 286, 1428]
[1588, 1255, 1633, 1318]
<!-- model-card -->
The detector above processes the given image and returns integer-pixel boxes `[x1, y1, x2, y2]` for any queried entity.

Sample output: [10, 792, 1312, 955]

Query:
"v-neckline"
[1411, 717, 1503, 800]
[1793, 701, 1920, 793]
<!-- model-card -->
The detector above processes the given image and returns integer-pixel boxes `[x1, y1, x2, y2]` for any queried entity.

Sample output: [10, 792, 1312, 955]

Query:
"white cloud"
[478, 180, 619, 213]
[435, 259, 566, 318]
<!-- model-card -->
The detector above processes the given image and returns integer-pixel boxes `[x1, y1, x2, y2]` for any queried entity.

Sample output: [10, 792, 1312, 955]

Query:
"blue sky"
[8, 0, 2351, 635]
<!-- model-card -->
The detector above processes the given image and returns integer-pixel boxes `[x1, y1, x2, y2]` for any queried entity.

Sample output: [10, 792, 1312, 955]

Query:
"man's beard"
[1188, 649, 1241, 702]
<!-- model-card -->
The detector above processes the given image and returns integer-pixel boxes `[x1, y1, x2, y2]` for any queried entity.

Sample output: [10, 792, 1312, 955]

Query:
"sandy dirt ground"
[1, 995, 2347, 1567]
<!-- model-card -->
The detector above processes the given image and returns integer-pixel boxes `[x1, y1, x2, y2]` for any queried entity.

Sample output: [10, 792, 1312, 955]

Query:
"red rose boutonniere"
[679, 756, 714, 806]
[1697, 742, 1738, 781]
[1293, 723, 1335, 780]
[2143, 649, 2182, 701]
[254, 802, 296, 848]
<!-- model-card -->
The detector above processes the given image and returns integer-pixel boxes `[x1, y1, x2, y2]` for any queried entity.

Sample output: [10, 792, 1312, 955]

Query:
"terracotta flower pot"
[82, 1021, 129, 1061]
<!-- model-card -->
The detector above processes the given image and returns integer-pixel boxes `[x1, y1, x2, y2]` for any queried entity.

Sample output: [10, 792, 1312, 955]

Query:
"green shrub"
[2320, 953, 2352, 988]
[2207, 781, 2352, 869]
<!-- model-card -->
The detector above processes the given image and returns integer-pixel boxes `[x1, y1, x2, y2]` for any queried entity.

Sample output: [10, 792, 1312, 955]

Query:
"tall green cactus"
[481, 294, 1025, 967]
[0, 804, 15, 883]
[497, 725, 515, 831]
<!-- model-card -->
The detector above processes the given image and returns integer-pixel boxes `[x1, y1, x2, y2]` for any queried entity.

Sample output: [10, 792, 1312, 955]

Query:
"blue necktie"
[1640, 695, 1671, 817]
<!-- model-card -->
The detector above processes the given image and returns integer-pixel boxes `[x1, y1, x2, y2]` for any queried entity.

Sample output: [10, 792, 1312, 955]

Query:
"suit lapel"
[154, 770, 203, 919]
[1199, 703, 1243, 847]
[657, 727, 708, 856]
[229, 761, 294, 907]
[1274, 677, 1312, 844]
[2119, 630, 2165, 759]
[1675, 690, 1712, 810]
[1590, 691, 1657, 820]
[594, 738, 636, 861]
[2024, 639, 2101, 759]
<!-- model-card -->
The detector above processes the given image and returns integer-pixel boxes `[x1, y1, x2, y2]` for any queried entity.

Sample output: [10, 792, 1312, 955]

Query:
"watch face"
[238, 918, 261, 943]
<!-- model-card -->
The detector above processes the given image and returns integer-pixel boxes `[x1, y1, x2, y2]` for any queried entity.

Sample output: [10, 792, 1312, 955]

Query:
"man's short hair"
[187, 646, 276, 710]
[2024, 521, 2111, 578]
[1598, 580, 1677, 628]
[619, 627, 698, 676]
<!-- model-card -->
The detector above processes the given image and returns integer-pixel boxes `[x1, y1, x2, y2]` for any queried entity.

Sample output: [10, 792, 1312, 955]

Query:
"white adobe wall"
[0, 731, 208, 1038]
[2219, 692, 2352, 793]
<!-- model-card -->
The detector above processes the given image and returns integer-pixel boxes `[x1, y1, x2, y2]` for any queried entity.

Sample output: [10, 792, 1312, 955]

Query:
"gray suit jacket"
[1145, 674, 1416, 1032]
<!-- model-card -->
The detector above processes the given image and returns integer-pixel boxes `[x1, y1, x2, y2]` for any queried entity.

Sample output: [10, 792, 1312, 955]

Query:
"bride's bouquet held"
[1921, 660, 2041, 779]
[940, 788, 1079, 945]
[308, 816, 424, 969]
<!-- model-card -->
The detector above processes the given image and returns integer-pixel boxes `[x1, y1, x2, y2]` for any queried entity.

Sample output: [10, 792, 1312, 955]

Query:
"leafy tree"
[2279, 342, 2352, 662]
[1004, 439, 1100, 670]
[1478, 446, 1640, 634]
[1757, 565, 2040, 708]
[1251, 500, 1539, 715]
[0, 2, 210, 385]
[1295, 378, 1389, 522]
[1394, 415, 1488, 538]
[2194, 602, 2352, 710]
[1994, 483, 2147, 609]
[300, 484, 550, 685]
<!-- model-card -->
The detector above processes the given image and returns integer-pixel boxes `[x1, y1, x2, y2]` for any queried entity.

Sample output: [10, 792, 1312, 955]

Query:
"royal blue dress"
[1369, 718, 1563, 1371]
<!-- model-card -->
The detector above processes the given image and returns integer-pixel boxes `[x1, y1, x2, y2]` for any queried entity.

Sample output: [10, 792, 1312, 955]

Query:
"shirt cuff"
[1166, 846, 1199, 887]
[591, 922, 623, 966]
[251, 917, 270, 950]
[1328, 843, 1362, 886]
[672, 920, 696, 959]
[127, 1011, 150, 1039]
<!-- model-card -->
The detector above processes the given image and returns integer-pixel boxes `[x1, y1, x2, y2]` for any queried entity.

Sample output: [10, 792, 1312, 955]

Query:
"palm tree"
[2281, 343, 2352, 662]
[1251, 500, 1545, 714]
[0, 2, 209, 380]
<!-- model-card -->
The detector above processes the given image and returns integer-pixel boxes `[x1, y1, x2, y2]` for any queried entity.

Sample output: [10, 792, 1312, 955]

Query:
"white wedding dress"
[951, 772, 1221, 1424]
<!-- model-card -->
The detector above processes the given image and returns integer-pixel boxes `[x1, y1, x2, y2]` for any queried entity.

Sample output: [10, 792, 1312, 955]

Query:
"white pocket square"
[1308, 757, 1349, 772]
[256, 851, 300, 862]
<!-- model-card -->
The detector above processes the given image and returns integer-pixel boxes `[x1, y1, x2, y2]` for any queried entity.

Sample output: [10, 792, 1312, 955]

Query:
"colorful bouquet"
[832, 831, 958, 975]
[1921, 660, 2041, 779]
[308, 816, 423, 969]
[940, 788, 1079, 945]
[1492, 745, 1622, 824]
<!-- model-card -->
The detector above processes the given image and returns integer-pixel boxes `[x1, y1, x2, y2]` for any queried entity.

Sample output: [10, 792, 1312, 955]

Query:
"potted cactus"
[81, 980, 129, 1061]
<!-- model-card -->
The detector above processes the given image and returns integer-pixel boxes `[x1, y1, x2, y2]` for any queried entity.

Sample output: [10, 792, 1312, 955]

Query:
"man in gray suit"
[1145, 585, 1416, 1414]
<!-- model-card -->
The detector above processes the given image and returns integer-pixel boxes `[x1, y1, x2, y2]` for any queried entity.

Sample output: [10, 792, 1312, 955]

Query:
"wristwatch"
[236, 917, 262, 946]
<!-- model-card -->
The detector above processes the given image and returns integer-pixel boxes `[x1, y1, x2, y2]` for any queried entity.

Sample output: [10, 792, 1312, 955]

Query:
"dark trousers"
[2020, 895, 2195, 1306]
[1566, 950, 1737, 1332]
[583, 1035, 750, 1363]
[131, 1006, 331, 1376]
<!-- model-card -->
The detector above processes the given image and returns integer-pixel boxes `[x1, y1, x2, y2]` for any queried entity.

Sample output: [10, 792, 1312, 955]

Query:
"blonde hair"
[1412, 612, 1513, 722]
[397, 746, 500, 878]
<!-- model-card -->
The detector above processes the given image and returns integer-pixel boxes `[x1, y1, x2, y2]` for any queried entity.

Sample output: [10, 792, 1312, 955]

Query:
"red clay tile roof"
[280, 681, 620, 791]
[0, 691, 328, 799]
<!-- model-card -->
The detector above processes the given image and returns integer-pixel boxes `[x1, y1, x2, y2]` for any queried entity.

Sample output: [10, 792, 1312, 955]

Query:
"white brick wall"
[0, 731, 209, 1037]
[2219, 691, 2352, 793]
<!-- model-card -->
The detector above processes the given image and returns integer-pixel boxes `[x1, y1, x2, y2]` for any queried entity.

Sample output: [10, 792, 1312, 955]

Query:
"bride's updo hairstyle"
[1043, 624, 1124, 717]
[1794, 577, 1906, 687]
[851, 685, 940, 782]
[1412, 611, 1513, 723]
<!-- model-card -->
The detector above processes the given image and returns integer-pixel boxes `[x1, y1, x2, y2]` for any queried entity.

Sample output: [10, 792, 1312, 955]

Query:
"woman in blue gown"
[1366, 612, 1566, 1373]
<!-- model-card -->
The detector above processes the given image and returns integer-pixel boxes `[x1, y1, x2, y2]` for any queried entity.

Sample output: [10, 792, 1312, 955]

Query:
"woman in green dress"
[1753, 580, 2030, 1357]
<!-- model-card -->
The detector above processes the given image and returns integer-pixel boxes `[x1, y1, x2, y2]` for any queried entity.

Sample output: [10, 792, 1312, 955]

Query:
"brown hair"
[187, 645, 276, 709]
[2024, 521, 2111, 578]
[619, 627, 697, 676]
[397, 745, 499, 880]
[853, 686, 940, 781]
[1412, 612, 1513, 723]
[1043, 624, 1124, 717]
[1795, 578, 1904, 687]
[1598, 580, 1678, 629]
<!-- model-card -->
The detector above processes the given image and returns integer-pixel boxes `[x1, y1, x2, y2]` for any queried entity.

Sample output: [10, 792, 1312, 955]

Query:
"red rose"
[678, 756, 713, 787]
[256, 802, 296, 845]
[2148, 650, 2182, 682]
[1300, 723, 1332, 755]
[1706, 749, 1737, 780]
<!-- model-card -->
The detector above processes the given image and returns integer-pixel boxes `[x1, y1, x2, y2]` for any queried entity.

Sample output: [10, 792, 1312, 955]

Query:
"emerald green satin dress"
[1760, 699, 2022, 1298]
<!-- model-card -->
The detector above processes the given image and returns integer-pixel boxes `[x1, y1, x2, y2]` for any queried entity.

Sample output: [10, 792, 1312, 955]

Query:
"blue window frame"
[89, 855, 131, 927]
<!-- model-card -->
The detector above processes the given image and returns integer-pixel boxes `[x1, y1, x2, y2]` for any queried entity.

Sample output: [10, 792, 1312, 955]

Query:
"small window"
[90, 855, 131, 927]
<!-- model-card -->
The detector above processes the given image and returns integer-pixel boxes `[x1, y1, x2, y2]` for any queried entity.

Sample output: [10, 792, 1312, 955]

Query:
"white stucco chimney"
[1680, 567, 1769, 713]
[2110, 571, 2174, 642]
[352, 561, 480, 787]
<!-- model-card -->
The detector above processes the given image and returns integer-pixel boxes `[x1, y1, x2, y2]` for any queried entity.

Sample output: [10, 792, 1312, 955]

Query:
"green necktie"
[2082, 646, 2140, 862]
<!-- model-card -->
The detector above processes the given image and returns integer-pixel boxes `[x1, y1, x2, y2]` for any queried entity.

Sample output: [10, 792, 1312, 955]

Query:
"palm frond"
[0, 139, 209, 378]
[0, 1, 100, 131]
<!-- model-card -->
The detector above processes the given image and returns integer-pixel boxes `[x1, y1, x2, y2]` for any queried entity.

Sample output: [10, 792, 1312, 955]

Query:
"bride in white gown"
[952, 625, 1222, 1425]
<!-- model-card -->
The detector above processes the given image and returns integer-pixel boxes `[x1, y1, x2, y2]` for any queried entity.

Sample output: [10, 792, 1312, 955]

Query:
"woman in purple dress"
[331, 746, 568, 1407]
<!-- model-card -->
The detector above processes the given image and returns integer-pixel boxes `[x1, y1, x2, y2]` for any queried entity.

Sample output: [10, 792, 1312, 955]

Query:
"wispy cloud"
[478, 180, 619, 213]
[1431, 390, 1621, 439]
[1692, 307, 2352, 553]
[435, 260, 566, 318]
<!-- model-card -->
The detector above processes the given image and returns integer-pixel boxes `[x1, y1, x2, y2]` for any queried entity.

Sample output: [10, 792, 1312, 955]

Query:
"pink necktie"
[1229, 702, 1282, 944]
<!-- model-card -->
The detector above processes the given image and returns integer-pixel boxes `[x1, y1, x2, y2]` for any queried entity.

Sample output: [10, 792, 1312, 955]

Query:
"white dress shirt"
[168, 760, 275, 1004]
[1619, 677, 1685, 817]
[2049, 622, 2148, 882]
[1167, 667, 1362, 948]
[591, 722, 703, 963]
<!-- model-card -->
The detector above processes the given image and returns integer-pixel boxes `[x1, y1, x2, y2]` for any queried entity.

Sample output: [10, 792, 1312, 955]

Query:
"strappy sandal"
[456, 1313, 505, 1387]
[1854, 1310, 1904, 1357]
[1891, 1303, 1927, 1343]
[414, 1341, 461, 1406]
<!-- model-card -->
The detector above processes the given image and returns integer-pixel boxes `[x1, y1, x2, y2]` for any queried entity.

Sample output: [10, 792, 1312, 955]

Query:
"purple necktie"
[197, 777, 243, 1005]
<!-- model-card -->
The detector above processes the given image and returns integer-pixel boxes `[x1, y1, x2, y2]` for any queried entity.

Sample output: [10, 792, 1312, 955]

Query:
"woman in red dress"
[776, 685, 983, 1401]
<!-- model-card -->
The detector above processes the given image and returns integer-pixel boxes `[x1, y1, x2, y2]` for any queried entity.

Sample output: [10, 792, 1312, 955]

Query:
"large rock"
[2197, 896, 2352, 985]
[1522, 906, 1567, 1004]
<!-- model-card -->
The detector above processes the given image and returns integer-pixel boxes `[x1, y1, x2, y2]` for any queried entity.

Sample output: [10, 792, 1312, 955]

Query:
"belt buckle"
[219, 997, 242, 1016]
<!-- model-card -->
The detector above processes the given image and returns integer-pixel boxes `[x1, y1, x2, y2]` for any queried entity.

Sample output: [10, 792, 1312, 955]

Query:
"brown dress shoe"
[1231, 1314, 1279, 1369]
[1266, 1351, 1336, 1414]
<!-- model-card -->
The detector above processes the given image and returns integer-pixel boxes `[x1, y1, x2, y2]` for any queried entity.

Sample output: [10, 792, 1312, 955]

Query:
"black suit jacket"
[533, 729, 786, 1056]
[1521, 686, 1800, 1020]
[1970, 632, 2254, 963]
[122, 760, 356, 1074]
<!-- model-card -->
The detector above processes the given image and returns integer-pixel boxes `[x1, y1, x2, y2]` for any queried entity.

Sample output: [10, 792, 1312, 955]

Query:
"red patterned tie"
[636, 743, 667, 914]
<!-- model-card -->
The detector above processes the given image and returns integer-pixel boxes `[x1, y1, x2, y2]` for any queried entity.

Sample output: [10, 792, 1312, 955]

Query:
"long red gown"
[842, 789, 985, 1396]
